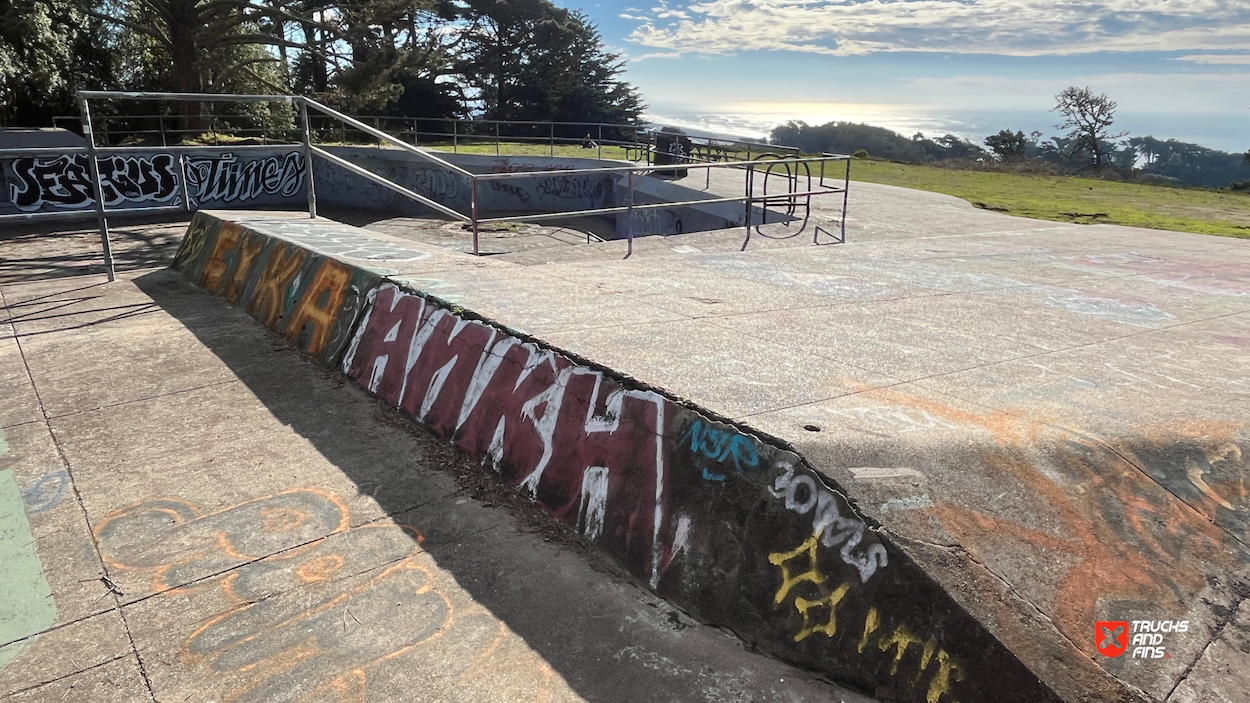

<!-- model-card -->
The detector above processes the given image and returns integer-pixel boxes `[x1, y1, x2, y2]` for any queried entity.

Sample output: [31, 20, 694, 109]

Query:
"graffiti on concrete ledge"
[173, 213, 378, 366]
[342, 282, 674, 587]
[171, 212, 1068, 703]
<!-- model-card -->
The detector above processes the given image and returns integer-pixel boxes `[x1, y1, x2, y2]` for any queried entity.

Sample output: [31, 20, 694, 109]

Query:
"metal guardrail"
[16, 92, 849, 281]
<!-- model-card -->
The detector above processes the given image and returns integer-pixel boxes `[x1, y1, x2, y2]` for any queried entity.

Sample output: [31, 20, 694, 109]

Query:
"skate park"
[1, 93, 1247, 703]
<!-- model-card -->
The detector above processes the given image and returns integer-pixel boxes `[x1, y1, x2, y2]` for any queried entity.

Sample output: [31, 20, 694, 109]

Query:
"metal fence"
[50, 111, 792, 164]
[17, 92, 849, 282]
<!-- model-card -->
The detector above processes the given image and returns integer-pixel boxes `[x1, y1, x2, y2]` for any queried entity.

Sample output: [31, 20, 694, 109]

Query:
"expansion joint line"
[0, 284, 159, 703]
[1165, 588, 1250, 702]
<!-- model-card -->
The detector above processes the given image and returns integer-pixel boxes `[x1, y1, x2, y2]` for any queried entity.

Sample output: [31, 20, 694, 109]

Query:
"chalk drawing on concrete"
[241, 219, 431, 263]
[93, 489, 555, 703]
[20, 470, 68, 515]
[0, 467, 58, 673]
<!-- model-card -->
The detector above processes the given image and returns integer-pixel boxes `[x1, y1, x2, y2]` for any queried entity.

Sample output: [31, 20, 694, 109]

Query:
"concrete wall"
[314, 147, 772, 238]
[171, 211, 1062, 703]
[0, 149, 306, 215]
[2, 144, 770, 240]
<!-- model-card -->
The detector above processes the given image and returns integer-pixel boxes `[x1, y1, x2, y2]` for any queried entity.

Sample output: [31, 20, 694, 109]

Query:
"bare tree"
[1052, 86, 1127, 171]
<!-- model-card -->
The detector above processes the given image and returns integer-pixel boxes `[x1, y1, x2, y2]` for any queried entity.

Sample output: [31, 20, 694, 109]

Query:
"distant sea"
[643, 103, 1248, 154]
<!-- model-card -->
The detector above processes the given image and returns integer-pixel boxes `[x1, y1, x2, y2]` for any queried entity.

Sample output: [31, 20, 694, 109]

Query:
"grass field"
[846, 160, 1250, 238]
[423, 141, 636, 160]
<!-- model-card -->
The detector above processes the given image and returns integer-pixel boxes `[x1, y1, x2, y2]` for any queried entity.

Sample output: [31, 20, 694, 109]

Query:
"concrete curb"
[170, 210, 1067, 703]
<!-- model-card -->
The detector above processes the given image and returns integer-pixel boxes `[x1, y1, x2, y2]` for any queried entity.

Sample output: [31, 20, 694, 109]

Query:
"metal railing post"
[841, 157, 851, 242]
[626, 169, 634, 259]
[77, 96, 115, 282]
[598, 124, 603, 159]
[495, 122, 500, 156]
[453, 120, 458, 153]
[740, 164, 754, 252]
[549, 123, 554, 157]
[300, 99, 317, 219]
[471, 177, 480, 256]
[178, 154, 193, 212]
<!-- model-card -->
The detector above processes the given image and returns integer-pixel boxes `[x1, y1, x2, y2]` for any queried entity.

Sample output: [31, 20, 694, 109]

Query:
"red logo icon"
[1096, 621, 1129, 657]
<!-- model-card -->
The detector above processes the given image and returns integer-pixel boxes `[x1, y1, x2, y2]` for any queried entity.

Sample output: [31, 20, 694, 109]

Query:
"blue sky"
[564, 1, 1250, 152]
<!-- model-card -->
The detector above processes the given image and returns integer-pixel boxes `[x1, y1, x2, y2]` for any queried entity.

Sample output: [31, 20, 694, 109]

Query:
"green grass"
[846, 159, 1250, 238]
[422, 141, 636, 160]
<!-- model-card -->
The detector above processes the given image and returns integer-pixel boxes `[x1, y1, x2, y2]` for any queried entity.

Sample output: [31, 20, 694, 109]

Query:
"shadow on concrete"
[0, 214, 189, 284]
[129, 267, 854, 703]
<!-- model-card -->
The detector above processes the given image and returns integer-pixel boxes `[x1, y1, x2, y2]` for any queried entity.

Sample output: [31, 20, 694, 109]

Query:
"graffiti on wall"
[7, 153, 180, 211]
[184, 152, 304, 207]
[489, 180, 531, 204]
[173, 213, 378, 366]
[94, 489, 556, 703]
[4, 151, 305, 212]
[341, 282, 675, 586]
[536, 175, 605, 202]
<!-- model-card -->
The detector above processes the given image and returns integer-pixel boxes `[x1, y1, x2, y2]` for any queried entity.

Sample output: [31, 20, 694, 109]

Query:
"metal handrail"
[300, 99, 474, 179]
[14, 91, 850, 278]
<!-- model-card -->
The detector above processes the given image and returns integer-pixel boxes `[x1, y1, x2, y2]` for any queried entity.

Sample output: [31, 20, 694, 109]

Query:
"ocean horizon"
[643, 102, 1249, 155]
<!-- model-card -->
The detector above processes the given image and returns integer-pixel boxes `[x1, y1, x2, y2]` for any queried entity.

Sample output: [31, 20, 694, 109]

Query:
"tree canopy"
[0, 0, 644, 127]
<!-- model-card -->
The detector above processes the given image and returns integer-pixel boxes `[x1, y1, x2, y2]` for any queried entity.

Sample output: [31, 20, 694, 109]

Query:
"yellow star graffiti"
[792, 582, 851, 642]
[768, 533, 826, 604]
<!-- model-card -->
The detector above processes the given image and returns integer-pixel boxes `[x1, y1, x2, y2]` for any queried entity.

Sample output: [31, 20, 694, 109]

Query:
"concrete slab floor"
[247, 179, 1250, 702]
[5, 167, 1250, 701]
[0, 223, 876, 701]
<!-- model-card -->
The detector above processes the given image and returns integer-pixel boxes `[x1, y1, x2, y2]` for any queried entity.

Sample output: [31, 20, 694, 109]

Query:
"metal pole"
[471, 177, 480, 256]
[740, 164, 754, 252]
[300, 99, 317, 219]
[597, 124, 602, 160]
[178, 153, 193, 212]
[626, 169, 634, 259]
[841, 158, 850, 242]
[549, 123, 554, 157]
[77, 96, 115, 282]
[495, 122, 500, 156]
[159, 114, 167, 147]
[453, 120, 458, 153]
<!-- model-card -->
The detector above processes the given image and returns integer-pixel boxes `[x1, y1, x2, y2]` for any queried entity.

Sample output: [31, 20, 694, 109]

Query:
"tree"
[1052, 86, 1127, 171]
[0, 0, 114, 126]
[83, 0, 332, 128]
[984, 129, 1027, 161]
[455, 0, 642, 124]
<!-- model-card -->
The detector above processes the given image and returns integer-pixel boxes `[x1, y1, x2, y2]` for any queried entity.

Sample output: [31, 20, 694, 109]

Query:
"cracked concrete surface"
[0, 219, 877, 702]
[3, 168, 1248, 701]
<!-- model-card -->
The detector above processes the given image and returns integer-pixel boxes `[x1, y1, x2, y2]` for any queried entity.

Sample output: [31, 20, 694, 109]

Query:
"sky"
[563, 1, 1250, 152]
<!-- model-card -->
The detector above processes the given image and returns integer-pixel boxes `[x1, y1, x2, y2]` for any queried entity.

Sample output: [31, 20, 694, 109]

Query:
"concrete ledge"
[171, 210, 1068, 703]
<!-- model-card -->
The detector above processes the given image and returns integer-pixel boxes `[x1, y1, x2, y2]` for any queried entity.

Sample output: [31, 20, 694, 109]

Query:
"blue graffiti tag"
[682, 419, 760, 480]
[21, 470, 69, 515]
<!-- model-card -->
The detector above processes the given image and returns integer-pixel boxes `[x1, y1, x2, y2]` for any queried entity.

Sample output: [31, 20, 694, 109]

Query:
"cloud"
[1175, 54, 1250, 64]
[632, 51, 685, 61]
[625, 1, 1250, 57]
